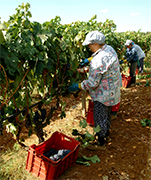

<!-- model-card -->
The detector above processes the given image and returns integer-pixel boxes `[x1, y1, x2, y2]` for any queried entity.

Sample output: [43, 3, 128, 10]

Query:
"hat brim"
[82, 40, 91, 46]
[125, 43, 130, 46]
[82, 40, 105, 46]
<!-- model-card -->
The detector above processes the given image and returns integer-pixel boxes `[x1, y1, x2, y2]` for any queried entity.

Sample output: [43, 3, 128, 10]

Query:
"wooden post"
[81, 74, 86, 116]
[82, 90, 86, 116]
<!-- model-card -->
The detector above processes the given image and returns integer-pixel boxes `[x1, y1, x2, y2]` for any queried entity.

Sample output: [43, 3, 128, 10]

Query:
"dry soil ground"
[0, 71, 151, 180]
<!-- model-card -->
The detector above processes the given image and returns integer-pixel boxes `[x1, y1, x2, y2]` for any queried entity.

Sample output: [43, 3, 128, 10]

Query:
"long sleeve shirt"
[133, 44, 145, 60]
[126, 46, 138, 63]
[80, 44, 121, 106]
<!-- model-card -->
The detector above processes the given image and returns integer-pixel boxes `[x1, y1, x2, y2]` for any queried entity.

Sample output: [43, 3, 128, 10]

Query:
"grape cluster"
[43, 148, 71, 161]
[33, 109, 46, 124]
[7, 109, 20, 127]
[33, 111, 39, 124]
[0, 119, 3, 135]
[25, 113, 32, 128]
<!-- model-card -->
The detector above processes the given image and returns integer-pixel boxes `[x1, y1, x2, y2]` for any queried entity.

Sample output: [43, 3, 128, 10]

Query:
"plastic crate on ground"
[26, 131, 80, 180]
[86, 100, 121, 125]
[122, 74, 132, 88]
[86, 99, 94, 126]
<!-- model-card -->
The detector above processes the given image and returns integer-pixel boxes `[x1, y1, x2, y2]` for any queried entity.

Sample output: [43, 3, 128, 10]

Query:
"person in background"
[131, 41, 145, 73]
[69, 31, 121, 150]
[125, 40, 139, 86]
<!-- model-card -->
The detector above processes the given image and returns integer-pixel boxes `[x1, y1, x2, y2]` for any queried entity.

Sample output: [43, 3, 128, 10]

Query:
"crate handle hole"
[64, 137, 72, 142]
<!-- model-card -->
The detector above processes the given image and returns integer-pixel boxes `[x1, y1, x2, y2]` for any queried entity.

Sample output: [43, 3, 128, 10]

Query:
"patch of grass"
[137, 74, 146, 79]
[136, 82, 142, 86]
[144, 61, 151, 68]
[140, 118, 151, 127]
[0, 145, 39, 180]
[144, 80, 151, 87]
[137, 73, 151, 80]
[146, 74, 151, 78]
[144, 68, 151, 73]
[144, 49, 151, 68]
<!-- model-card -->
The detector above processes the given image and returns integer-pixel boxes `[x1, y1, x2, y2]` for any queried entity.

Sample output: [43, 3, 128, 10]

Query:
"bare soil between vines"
[0, 72, 151, 180]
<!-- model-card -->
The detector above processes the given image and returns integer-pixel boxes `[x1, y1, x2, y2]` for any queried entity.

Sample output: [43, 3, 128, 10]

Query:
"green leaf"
[142, 118, 151, 126]
[93, 125, 101, 133]
[72, 129, 79, 136]
[35, 61, 45, 75]
[141, 122, 146, 127]
[76, 137, 81, 142]
[0, 44, 8, 58]
[37, 52, 43, 61]
[6, 123, 17, 137]
[24, 19, 30, 27]
[13, 143, 20, 150]
[76, 159, 91, 166]
[140, 120, 146, 127]
[79, 119, 87, 128]
[76, 157, 91, 166]
[85, 131, 95, 141]
[44, 97, 52, 105]
[89, 155, 101, 163]
[0, 30, 5, 44]
[14, 75, 22, 89]
[5, 106, 14, 115]
[60, 40, 67, 51]
[90, 14, 97, 21]
[0, 23, 7, 30]
[60, 111, 66, 119]
[82, 156, 91, 160]
[82, 155, 101, 163]
[33, 22, 42, 35]
[144, 80, 150, 87]
[28, 129, 33, 137]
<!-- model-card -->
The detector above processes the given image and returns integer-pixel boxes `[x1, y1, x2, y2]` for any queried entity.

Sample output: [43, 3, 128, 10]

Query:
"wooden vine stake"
[82, 90, 86, 116]
[81, 74, 86, 116]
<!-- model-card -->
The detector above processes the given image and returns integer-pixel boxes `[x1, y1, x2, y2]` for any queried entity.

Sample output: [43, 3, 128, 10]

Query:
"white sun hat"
[125, 40, 133, 46]
[82, 31, 105, 46]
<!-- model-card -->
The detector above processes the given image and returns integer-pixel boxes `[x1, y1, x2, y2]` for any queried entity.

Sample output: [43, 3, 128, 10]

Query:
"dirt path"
[57, 78, 151, 180]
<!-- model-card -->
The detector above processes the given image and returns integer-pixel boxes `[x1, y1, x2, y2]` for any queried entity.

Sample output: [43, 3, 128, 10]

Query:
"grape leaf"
[82, 155, 101, 163]
[35, 61, 45, 75]
[93, 125, 101, 133]
[79, 119, 87, 128]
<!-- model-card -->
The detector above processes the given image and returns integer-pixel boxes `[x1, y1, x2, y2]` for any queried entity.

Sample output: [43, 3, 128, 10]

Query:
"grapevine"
[0, 3, 150, 147]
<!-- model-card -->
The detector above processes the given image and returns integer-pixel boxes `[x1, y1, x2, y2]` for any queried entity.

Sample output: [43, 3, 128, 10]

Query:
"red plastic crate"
[128, 67, 139, 75]
[122, 74, 132, 88]
[26, 131, 80, 180]
[86, 100, 94, 126]
[111, 102, 120, 112]
[86, 100, 121, 125]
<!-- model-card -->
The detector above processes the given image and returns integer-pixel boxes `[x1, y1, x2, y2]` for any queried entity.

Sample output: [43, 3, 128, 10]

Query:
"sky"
[0, 0, 151, 32]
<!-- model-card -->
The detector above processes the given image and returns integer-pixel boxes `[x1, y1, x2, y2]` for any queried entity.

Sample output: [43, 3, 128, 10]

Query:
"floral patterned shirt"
[81, 44, 121, 106]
